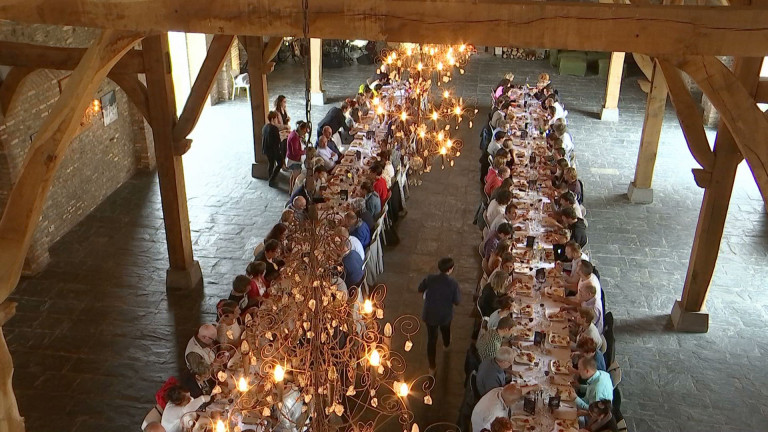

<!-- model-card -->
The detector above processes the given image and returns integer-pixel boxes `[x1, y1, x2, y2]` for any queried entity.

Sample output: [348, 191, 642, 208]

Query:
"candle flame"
[369, 348, 381, 367]
[274, 364, 285, 382]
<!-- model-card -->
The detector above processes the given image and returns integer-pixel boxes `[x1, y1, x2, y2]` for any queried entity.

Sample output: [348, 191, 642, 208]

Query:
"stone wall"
[0, 23, 154, 273]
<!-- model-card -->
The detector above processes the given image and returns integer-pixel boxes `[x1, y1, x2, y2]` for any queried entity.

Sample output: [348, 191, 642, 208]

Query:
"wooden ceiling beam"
[2, 0, 768, 56]
[756, 77, 768, 103]
[0, 41, 145, 73]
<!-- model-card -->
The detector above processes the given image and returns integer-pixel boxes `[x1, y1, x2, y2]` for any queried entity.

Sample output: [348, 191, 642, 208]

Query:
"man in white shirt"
[487, 131, 506, 157]
[337, 227, 365, 267]
[490, 203, 524, 234]
[471, 383, 540, 432]
[161, 386, 211, 432]
[485, 190, 512, 226]
[317, 135, 339, 171]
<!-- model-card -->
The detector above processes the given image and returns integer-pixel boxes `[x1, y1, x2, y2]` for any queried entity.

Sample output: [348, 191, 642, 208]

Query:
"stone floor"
[5, 53, 768, 432]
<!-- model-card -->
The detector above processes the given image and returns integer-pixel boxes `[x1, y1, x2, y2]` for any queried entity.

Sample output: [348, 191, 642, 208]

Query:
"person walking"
[418, 257, 461, 376]
[262, 111, 283, 187]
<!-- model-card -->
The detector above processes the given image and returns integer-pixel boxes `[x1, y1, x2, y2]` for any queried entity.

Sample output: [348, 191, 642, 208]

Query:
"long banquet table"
[486, 93, 582, 432]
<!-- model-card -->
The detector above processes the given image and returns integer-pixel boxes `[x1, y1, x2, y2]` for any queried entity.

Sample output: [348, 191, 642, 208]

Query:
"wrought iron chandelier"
[373, 43, 478, 182]
[183, 213, 437, 432]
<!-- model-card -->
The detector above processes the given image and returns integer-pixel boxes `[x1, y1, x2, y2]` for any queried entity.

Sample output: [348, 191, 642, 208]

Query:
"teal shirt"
[576, 370, 613, 410]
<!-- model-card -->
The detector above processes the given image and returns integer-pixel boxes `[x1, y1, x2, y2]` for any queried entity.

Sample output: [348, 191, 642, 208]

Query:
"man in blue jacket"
[418, 257, 461, 375]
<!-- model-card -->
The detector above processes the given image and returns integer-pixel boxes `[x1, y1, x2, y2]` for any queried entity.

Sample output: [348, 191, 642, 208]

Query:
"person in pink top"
[484, 166, 509, 197]
[286, 121, 308, 191]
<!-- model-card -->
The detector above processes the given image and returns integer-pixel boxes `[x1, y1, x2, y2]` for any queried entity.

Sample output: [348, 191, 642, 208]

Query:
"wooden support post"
[627, 59, 668, 204]
[142, 34, 202, 290]
[173, 34, 235, 154]
[601, 52, 625, 121]
[244, 36, 271, 180]
[671, 57, 763, 332]
[310, 38, 325, 105]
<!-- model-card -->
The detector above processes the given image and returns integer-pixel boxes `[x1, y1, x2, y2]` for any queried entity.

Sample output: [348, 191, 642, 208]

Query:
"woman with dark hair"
[265, 222, 288, 244]
[584, 400, 619, 432]
[286, 121, 309, 191]
[160, 385, 211, 432]
[274, 95, 290, 130]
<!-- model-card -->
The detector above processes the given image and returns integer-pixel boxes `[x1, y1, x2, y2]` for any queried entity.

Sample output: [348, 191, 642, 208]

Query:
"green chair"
[548, 49, 559, 68]
[558, 51, 587, 76]
[598, 58, 611, 78]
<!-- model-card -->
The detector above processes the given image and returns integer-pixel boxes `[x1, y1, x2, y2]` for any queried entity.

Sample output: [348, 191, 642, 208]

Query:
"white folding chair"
[230, 70, 250, 100]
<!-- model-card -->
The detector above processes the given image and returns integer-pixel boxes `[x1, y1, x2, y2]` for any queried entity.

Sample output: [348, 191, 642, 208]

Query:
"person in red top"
[245, 261, 269, 306]
[286, 121, 308, 191]
[370, 163, 390, 208]
[484, 166, 510, 197]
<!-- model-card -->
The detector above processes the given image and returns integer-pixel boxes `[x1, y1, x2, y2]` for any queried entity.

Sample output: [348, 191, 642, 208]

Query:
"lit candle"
[215, 419, 227, 432]
[397, 382, 409, 398]
[383, 323, 393, 348]
[274, 364, 285, 399]
[369, 347, 381, 367]
[237, 376, 249, 392]
[362, 299, 374, 315]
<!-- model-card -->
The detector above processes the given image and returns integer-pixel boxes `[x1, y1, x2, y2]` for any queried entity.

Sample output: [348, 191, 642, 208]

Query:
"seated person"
[555, 241, 587, 285]
[245, 262, 269, 304]
[228, 275, 250, 311]
[478, 269, 509, 318]
[264, 222, 288, 245]
[342, 243, 365, 288]
[553, 207, 587, 260]
[489, 203, 523, 234]
[562, 167, 582, 203]
[179, 363, 215, 399]
[482, 222, 514, 259]
[485, 189, 512, 224]
[184, 324, 217, 376]
[345, 211, 371, 248]
[560, 282, 603, 334]
[558, 191, 583, 219]
[483, 240, 513, 276]
[216, 305, 242, 345]
[287, 196, 308, 222]
[161, 385, 212, 432]
[484, 166, 510, 197]
[476, 346, 516, 397]
[574, 336, 606, 372]
[338, 226, 364, 262]
[370, 162, 391, 208]
[583, 400, 619, 432]
[350, 197, 375, 230]
[289, 166, 328, 205]
[317, 135, 339, 171]
[574, 357, 613, 411]
[486, 295, 515, 333]
[476, 316, 515, 361]
[471, 383, 540, 432]
[360, 181, 381, 218]
[490, 178, 514, 202]
[254, 239, 284, 283]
